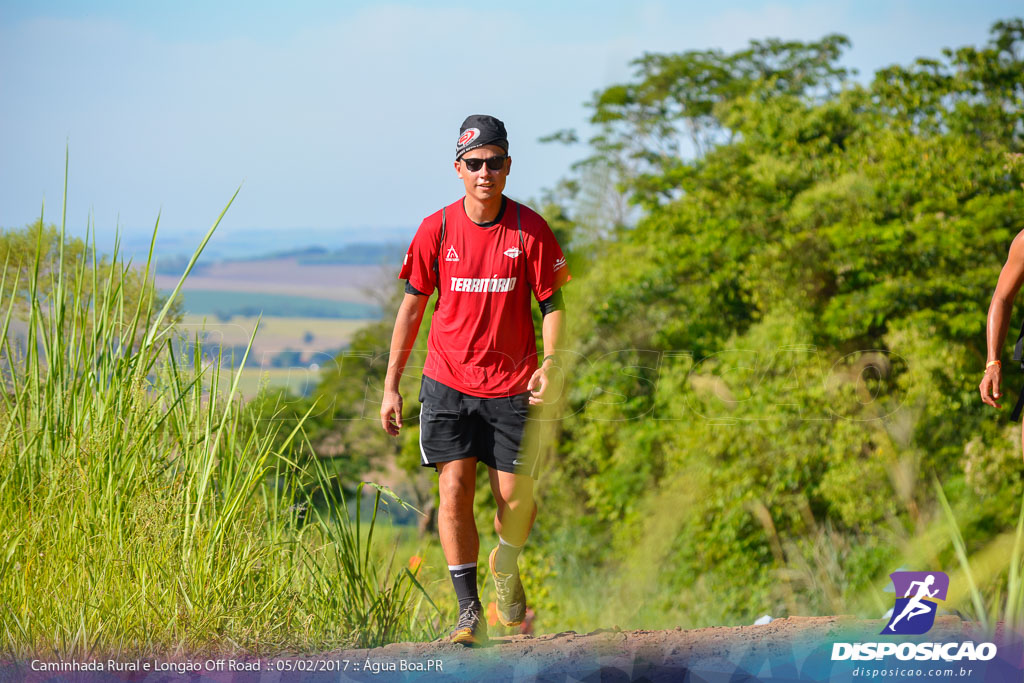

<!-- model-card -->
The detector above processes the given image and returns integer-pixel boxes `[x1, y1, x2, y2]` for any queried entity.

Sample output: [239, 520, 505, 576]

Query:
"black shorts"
[418, 375, 537, 478]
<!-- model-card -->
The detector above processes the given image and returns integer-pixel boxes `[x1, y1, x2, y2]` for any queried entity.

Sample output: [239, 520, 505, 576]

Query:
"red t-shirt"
[399, 197, 571, 398]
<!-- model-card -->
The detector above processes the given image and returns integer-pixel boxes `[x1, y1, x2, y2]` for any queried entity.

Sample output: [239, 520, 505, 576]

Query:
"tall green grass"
[935, 478, 1024, 637]
[0, 162, 437, 658]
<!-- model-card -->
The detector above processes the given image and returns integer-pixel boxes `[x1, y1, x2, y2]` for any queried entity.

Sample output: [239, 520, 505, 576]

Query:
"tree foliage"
[533, 19, 1024, 627]
[1, 220, 181, 343]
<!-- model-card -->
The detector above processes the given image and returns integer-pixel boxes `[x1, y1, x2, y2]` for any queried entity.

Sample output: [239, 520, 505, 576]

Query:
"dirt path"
[292, 615, 994, 681]
[5, 617, 1010, 682]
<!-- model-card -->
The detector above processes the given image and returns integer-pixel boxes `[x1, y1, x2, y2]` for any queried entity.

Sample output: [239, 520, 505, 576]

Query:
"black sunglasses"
[461, 155, 507, 172]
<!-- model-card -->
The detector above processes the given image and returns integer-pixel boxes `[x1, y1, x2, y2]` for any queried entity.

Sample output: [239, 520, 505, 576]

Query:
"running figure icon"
[888, 574, 939, 632]
[882, 570, 949, 635]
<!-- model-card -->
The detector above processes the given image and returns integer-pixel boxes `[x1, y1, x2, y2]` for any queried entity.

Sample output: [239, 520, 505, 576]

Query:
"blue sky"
[0, 1, 1020, 250]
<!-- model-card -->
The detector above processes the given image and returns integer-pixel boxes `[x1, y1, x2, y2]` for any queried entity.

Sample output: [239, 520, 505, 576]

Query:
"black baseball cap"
[455, 114, 508, 160]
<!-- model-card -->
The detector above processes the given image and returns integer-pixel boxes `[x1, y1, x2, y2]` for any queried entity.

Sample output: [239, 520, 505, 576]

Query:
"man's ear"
[506, 156, 512, 175]
[454, 159, 463, 179]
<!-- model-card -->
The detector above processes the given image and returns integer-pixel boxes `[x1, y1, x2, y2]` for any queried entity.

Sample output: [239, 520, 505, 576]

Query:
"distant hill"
[154, 254, 211, 276]
[249, 243, 406, 265]
[154, 243, 405, 275]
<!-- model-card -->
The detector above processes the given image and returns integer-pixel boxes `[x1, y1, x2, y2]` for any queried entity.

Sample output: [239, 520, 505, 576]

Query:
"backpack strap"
[1011, 317, 1024, 421]
[432, 207, 446, 297]
[515, 201, 530, 287]
[516, 201, 525, 252]
[1012, 387, 1024, 422]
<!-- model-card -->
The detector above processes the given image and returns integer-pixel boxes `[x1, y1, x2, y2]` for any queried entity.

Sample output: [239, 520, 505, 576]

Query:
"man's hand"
[527, 366, 548, 405]
[980, 364, 1003, 409]
[381, 390, 404, 435]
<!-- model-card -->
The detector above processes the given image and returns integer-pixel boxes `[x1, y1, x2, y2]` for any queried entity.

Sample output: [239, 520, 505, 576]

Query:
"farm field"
[155, 257, 395, 303]
[180, 314, 371, 353]
[158, 255, 394, 399]
[171, 289, 378, 319]
[208, 365, 324, 399]
[179, 314, 375, 398]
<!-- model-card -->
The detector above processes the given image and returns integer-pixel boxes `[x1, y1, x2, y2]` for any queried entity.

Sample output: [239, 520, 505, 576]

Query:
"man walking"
[380, 115, 570, 645]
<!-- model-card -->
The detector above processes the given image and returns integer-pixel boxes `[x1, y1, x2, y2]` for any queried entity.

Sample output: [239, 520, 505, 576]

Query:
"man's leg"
[488, 467, 537, 549]
[436, 458, 486, 644]
[418, 377, 486, 643]
[437, 458, 480, 565]
[486, 467, 534, 627]
[476, 390, 535, 627]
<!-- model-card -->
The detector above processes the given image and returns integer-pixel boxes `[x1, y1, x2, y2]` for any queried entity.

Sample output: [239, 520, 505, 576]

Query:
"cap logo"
[458, 128, 480, 147]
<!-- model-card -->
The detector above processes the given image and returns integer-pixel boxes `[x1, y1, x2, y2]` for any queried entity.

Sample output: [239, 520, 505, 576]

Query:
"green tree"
[547, 34, 852, 215]
[1, 220, 181, 345]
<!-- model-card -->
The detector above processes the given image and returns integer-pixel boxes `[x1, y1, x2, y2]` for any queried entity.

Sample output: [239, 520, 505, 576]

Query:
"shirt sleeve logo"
[553, 256, 567, 272]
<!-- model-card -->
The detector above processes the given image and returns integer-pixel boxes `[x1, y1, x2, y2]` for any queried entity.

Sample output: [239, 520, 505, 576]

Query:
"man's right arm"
[380, 292, 429, 436]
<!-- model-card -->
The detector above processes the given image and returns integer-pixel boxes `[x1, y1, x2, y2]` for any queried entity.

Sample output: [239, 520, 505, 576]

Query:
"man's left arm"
[524, 212, 570, 406]
[527, 301, 564, 406]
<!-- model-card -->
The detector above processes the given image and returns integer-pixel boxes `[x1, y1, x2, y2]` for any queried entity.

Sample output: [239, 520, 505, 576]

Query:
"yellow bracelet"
[986, 360, 1001, 370]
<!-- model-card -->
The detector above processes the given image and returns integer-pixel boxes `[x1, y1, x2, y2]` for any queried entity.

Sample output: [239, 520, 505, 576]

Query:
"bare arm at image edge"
[981, 230, 1024, 410]
[381, 291, 429, 435]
